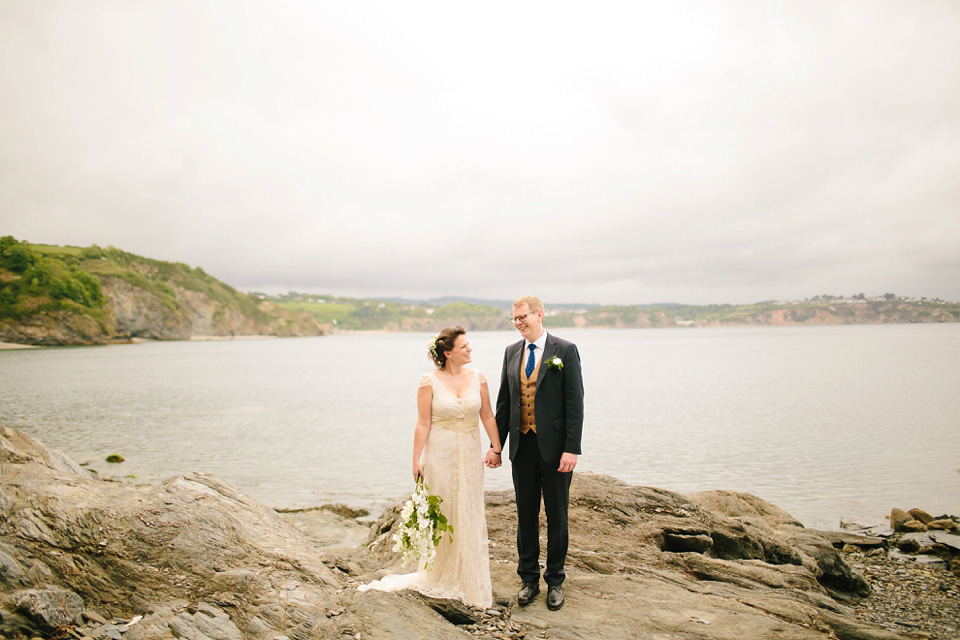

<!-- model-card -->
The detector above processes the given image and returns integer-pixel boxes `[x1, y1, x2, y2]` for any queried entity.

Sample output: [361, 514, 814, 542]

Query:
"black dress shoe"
[517, 582, 540, 605]
[546, 584, 564, 610]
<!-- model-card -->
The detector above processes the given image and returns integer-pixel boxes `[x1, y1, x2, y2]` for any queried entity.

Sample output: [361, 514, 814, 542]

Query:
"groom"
[493, 295, 584, 611]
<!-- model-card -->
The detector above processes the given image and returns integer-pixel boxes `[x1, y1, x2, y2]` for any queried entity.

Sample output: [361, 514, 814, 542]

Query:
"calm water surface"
[1, 324, 958, 530]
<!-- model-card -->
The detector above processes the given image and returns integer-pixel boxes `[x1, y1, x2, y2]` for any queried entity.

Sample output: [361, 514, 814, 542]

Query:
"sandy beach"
[0, 341, 38, 350]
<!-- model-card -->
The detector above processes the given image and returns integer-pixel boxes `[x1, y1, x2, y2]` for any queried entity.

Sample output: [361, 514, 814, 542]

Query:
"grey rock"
[122, 614, 175, 640]
[349, 591, 474, 640]
[411, 592, 480, 625]
[0, 545, 25, 585]
[662, 532, 714, 554]
[899, 531, 936, 545]
[889, 508, 911, 531]
[814, 530, 886, 550]
[818, 611, 909, 640]
[14, 586, 85, 631]
[900, 519, 928, 533]
[929, 531, 960, 552]
[897, 537, 921, 553]
[0, 426, 89, 476]
[277, 509, 370, 551]
[887, 549, 947, 567]
[82, 610, 107, 625]
[168, 604, 243, 640]
[1, 428, 916, 640]
[243, 615, 274, 639]
[690, 490, 868, 596]
[906, 508, 933, 524]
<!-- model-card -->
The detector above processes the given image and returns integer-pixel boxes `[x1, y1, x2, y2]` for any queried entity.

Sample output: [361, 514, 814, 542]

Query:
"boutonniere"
[546, 355, 563, 371]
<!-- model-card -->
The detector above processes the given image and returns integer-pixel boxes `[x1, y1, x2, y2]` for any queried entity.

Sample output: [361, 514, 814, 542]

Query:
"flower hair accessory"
[428, 336, 440, 360]
[546, 355, 563, 371]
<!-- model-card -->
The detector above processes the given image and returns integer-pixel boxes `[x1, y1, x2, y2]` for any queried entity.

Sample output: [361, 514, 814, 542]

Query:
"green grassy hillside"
[0, 236, 273, 339]
[0, 237, 109, 327]
[271, 293, 509, 331]
[4, 236, 957, 342]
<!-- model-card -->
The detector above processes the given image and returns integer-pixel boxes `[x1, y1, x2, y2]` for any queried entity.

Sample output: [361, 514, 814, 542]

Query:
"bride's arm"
[479, 381, 502, 468]
[412, 384, 432, 480]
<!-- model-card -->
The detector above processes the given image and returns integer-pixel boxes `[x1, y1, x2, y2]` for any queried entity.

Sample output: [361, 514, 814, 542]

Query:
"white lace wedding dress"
[359, 369, 493, 608]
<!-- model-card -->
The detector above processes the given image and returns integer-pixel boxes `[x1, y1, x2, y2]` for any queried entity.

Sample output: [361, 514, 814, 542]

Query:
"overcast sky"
[2, 1, 959, 305]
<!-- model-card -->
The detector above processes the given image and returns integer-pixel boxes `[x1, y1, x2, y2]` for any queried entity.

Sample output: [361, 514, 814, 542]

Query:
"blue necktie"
[525, 343, 536, 378]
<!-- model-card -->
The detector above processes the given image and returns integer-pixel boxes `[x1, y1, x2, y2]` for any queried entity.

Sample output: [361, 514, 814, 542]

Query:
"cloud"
[2, 0, 959, 305]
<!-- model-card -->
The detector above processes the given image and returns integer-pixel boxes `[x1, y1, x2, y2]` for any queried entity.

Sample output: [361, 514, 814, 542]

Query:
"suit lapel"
[509, 340, 524, 386]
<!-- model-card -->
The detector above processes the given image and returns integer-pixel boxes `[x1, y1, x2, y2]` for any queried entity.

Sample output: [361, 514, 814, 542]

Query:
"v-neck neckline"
[433, 370, 474, 400]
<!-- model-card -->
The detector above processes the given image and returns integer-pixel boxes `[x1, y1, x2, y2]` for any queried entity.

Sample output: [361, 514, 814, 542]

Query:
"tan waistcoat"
[519, 356, 541, 434]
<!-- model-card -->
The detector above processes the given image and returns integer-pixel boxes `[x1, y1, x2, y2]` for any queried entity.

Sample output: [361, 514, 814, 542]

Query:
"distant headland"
[2, 236, 959, 347]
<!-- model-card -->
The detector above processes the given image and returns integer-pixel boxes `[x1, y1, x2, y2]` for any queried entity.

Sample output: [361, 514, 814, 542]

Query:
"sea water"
[2, 323, 958, 530]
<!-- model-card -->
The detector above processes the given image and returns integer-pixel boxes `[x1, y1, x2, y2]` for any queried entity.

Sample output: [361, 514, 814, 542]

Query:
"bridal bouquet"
[392, 476, 453, 568]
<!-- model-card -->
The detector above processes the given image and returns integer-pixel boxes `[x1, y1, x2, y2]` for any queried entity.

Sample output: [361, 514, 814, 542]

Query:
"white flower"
[547, 355, 563, 370]
[391, 476, 454, 568]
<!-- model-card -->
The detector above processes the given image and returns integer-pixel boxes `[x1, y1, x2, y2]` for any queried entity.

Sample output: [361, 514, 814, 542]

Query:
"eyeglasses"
[509, 311, 537, 323]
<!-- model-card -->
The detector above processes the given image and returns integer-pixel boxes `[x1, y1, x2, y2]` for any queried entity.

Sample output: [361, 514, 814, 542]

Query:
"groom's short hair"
[513, 295, 544, 313]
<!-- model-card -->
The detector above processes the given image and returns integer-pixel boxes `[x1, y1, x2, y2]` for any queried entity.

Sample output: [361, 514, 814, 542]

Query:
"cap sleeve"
[419, 373, 433, 389]
[478, 370, 487, 385]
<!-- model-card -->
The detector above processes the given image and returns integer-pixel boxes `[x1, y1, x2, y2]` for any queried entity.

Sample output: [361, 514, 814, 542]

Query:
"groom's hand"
[558, 452, 578, 473]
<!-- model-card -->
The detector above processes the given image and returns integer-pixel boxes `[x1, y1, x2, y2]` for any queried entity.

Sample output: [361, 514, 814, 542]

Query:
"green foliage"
[347, 300, 417, 330]
[276, 293, 509, 330]
[431, 301, 500, 320]
[276, 300, 356, 324]
[0, 236, 107, 322]
[1, 236, 39, 273]
[0, 237, 272, 332]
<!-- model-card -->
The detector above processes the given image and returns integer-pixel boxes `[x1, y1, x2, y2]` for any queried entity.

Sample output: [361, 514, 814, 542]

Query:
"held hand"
[558, 452, 578, 473]
[484, 449, 502, 468]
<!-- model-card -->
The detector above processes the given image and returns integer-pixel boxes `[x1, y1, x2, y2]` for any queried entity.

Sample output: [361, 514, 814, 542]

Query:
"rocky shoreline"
[847, 551, 959, 639]
[2, 426, 958, 640]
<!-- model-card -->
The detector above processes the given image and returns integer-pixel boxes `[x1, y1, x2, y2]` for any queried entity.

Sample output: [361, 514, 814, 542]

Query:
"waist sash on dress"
[431, 418, 478, 434]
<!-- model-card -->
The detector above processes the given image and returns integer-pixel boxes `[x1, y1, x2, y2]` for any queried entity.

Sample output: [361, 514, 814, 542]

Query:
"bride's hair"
[430, 325, 466, 369]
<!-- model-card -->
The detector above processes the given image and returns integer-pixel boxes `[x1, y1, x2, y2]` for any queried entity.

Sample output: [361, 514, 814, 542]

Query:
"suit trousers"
[512, 429, 572, 586]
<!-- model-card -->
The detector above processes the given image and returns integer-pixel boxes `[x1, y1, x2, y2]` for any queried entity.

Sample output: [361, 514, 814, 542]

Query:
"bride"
[360, 326, 503, 608]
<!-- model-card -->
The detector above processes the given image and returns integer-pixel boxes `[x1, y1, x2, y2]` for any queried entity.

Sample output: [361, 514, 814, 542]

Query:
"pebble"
[81, 611, 107, 625]
[847, 551, 960, 640]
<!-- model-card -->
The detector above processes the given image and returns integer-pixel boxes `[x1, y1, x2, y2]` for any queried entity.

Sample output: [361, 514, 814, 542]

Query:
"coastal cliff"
[0, 238, 323, 345]
[2, 237, 957, 344]
[100, 276, 321, 341]
[3, 426, 946, 640]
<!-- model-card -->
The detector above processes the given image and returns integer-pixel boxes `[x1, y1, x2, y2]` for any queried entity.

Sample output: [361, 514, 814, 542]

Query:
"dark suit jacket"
[496, 333, 584, 464]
